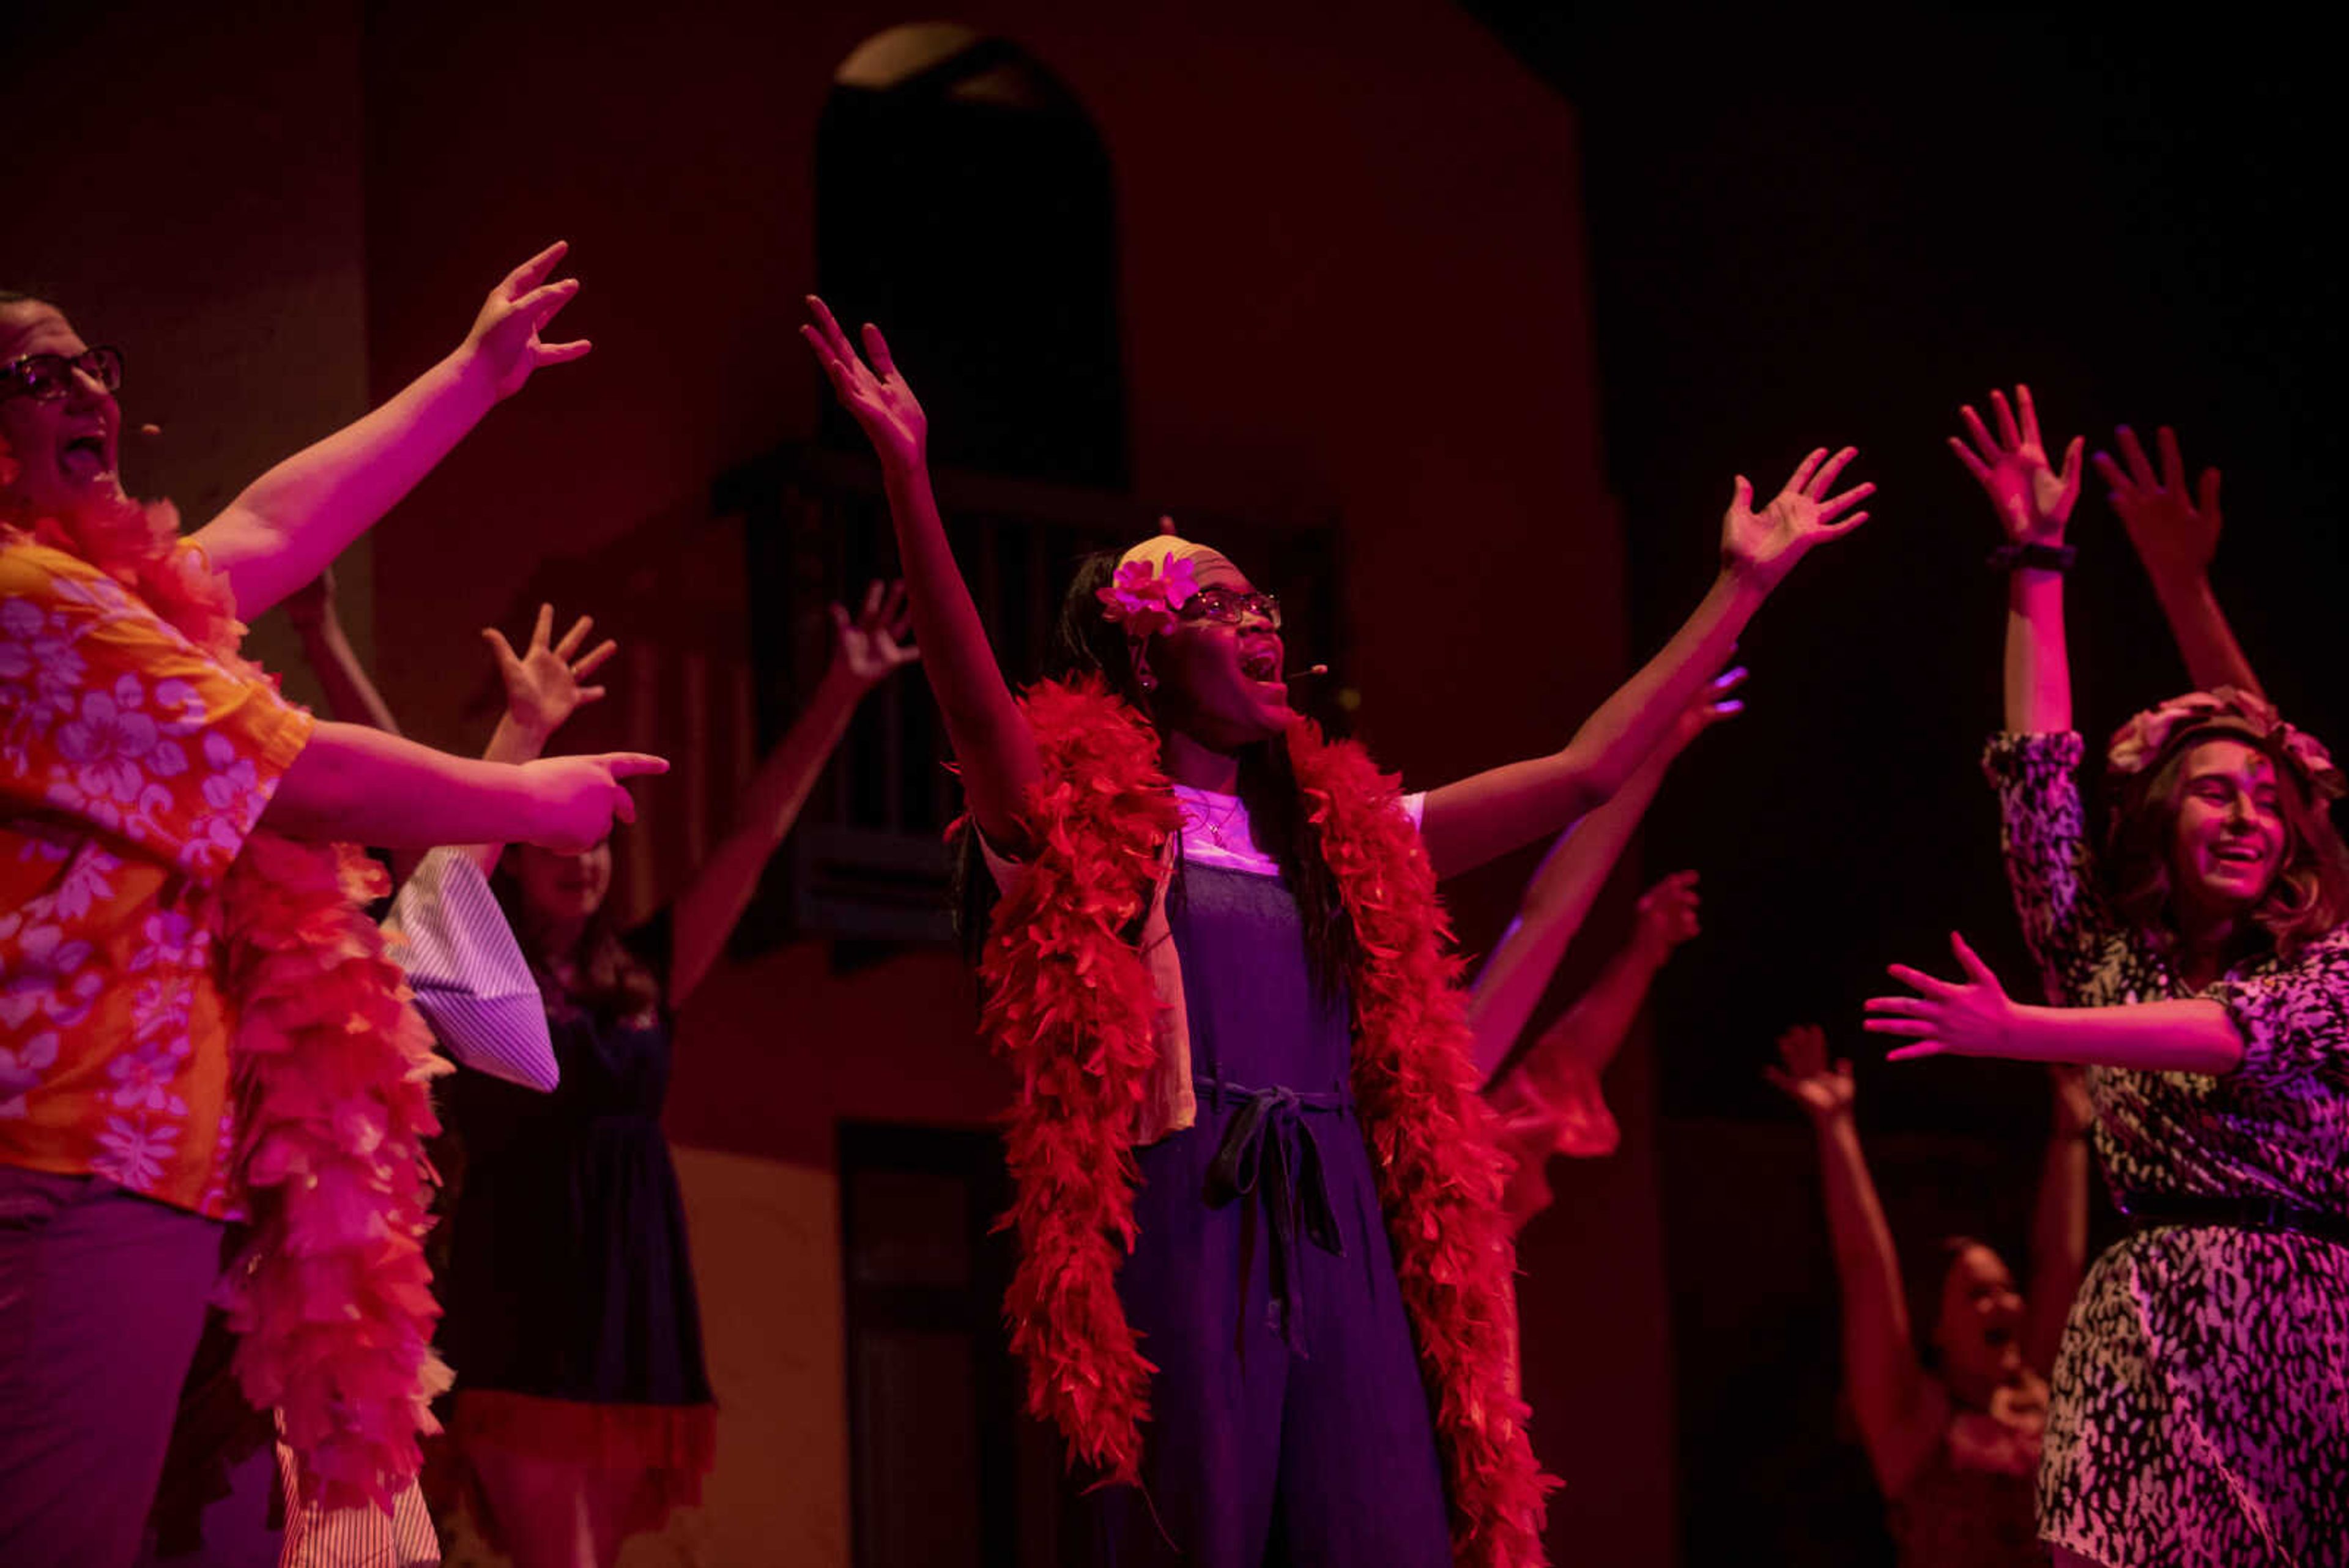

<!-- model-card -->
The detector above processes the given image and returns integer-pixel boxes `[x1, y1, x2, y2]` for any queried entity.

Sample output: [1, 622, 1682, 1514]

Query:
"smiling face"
[0, 300, 125, 520]
[510, 838, 613, 932]
[1146, 554, 1291, 749]
[2166, 737, 2288, 923]
[1932, 1243, 2027, 1405]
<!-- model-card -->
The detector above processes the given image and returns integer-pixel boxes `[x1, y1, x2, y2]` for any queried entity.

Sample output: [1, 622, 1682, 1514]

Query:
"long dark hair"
[2104, 726, 2349, 964]
[489, 847, 661, 1019]
[952, 547, 1359, 999]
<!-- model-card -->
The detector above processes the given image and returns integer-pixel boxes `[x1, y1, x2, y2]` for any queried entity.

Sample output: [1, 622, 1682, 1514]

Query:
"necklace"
[1182, 789, 1249, 852]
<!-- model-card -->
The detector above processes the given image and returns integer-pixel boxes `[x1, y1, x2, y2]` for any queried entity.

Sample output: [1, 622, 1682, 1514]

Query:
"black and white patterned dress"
[1988, 732, 2349, 1567]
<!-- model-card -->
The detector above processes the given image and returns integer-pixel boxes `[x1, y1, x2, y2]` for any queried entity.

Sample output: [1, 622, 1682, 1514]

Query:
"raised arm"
[264, 723, 662, 853]
[285, 566, 404, 735]
[2098, 424, 2263, 697]
[1866, 931, 2243, 1073]
[666, 581, 919, 1007]
[1950, 384, 2082, 736]
[800, 299, 1038, 849]
[1518, 869, 1699, 1080]
[1466, 668, 1740, 1079]
[192, 244, 590, 618]
[1765, 1025, 1942, 1497]
[1420, 452, 1871, 879]
[2023, 1066, 2092, 1378]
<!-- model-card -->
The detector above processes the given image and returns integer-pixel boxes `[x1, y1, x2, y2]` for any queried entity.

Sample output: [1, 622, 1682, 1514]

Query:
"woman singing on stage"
[1869, 387, 2349, 1567]
[803, 297, 1871, 1567]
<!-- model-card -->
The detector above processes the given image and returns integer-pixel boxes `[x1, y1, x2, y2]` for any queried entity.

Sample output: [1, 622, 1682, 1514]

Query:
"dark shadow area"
[817, 26, 1127, 490]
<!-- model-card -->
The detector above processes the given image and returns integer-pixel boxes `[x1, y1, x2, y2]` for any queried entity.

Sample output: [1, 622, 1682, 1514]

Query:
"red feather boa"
[2, 450, 449, 1512]
[976, 677, 1556, 1567]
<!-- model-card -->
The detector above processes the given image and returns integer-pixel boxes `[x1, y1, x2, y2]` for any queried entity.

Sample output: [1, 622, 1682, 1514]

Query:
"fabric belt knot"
[1198, 1076, 1349, 1358]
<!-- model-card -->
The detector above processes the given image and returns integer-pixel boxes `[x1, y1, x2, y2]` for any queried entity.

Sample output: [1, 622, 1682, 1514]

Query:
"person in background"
[1770, 1024, 2088, 1567]
[1471, 673, 1738, 1231]
[439, 582, 916, 1568]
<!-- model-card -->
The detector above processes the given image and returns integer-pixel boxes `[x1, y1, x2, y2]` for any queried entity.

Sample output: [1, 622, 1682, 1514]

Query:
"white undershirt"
[979, 786, 1428, 890]
[1172, 784, 1427, 878]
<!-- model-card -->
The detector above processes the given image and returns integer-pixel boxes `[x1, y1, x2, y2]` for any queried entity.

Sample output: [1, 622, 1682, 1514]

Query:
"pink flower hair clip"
[2106, 685, 2347, 801]
[1096, 554, 1199, 639]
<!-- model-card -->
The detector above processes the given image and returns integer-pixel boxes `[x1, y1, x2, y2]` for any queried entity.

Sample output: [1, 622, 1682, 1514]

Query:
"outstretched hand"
[1864, 932, 2019, 1060]
[1949, 384, 2083, 545]
[521, 752, 669, 853]
[801, 297, 926, 471]
[461, 242, 592, 401]
[830, 579, 921, 686]
[1632, 870, 1703, 960]
[2096, 425, 2222, 586]
[485, 603, 617, 743]
[1764, 1023, 1855, 1123]
[1720, 447, 1874, 590]
[1672, 664, 1748, 749]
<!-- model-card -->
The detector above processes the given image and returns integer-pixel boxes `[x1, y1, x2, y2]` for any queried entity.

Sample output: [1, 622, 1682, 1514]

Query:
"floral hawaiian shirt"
[0, 533, 314, 1216]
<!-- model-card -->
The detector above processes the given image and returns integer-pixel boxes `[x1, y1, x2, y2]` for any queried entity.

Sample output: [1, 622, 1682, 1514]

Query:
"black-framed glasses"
[0, 345, 124, 405]
[1175, 587, 1282, 631]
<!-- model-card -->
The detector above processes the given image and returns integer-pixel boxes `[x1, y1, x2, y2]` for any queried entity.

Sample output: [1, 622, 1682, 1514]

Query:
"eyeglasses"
[0, 346, 124, 405]
[1175, 587, 1283, 631]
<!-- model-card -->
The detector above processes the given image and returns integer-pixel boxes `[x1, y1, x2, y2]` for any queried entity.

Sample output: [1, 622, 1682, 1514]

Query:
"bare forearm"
[2003, 568, 2071, 734]
[1531, 939, 1669, 1082]
[667, 665, 870, 1004]
[1813, 1117, 1923, 1449]
[2149, 571, 2263, 696]
[453, 714, 557, 877]
[1424, 571, 1760, 877]
[294, 620, 404, 737]
[195, 352, 498, 618]
[263, 721, 544, 847]
[1466, 750, 1674, 1077]
[877, 461, 1036, 844]
[2000, 998, 2242, 1074]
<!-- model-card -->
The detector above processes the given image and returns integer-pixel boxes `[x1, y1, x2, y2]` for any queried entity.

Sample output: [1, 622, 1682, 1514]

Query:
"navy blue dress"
[439, 911, 713, 1414]
[1077, 851, 1452, 1567]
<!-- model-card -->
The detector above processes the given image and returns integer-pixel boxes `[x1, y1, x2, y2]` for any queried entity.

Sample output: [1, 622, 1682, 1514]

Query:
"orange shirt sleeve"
[1, 541, 314, 882]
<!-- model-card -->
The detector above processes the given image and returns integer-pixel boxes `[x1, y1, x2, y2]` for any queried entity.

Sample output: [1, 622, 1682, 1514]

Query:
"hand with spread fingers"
[801, 295, 926, 472]
[1672, 664, 1748, 748]
[1764, 1022, 1857, 1124]
[461, 242, 593, 401]
[830, 579, 921, 687]
[2098, 423, 2222, 587]
[1950, 384, 2084, 546]
[485, 602, 618, 746]
[1865, 932, 2019, 1060]
[1720, 446, 1876, 590]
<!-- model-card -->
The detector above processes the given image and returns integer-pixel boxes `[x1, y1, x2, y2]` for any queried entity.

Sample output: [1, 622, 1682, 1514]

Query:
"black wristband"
[1988, 540, 2076, 573]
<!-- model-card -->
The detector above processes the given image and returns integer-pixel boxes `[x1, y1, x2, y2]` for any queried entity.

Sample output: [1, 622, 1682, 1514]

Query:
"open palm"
[484, 603, 617, 742]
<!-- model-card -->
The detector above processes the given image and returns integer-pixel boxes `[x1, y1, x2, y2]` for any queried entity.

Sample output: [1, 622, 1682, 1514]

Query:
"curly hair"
[2104, 724, 2349, 962]
[952, 546, 1359, 1000]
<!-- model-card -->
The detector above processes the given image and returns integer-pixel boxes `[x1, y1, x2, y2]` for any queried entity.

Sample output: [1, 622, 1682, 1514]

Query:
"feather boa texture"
[2, 458, 450, 1512]
[974, 676, 1556, 1567]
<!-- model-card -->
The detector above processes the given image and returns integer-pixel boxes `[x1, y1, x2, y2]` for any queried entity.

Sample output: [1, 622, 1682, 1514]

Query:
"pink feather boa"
[975, 677, 1556, 1567]
[2, 450, 450, 1512]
